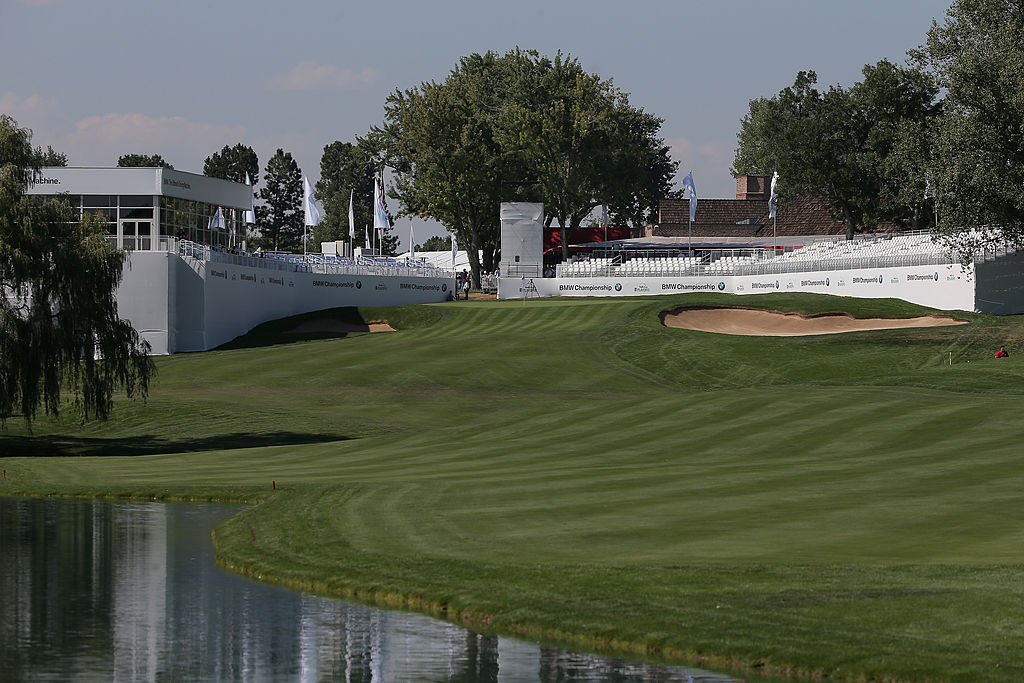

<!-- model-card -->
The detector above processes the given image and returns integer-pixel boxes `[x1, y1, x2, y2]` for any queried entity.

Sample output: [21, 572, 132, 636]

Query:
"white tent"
[395, 249, 485, 272]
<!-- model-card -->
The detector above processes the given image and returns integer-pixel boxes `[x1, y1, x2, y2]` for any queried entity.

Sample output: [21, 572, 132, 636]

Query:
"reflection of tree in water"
[448, 631, 499, 683]
[0, 498, 118, 681]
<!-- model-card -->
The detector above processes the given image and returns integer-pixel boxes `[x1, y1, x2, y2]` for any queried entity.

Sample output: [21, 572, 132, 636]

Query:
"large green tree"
[733, 62, 938, 240]
[378, 51, 515, 284]
[255, 149, 302, 252]
[0, 115, 153, 424]
[203, 143, 259, 185]
[911, 0, 1024, 245]
[117, 153, 172, 168]
[498, 50, 676, 259]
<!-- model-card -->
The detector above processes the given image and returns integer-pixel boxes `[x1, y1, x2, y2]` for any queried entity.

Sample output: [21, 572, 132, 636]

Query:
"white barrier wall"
[117, 252, 453, 354]
[497, 261, 978, 312]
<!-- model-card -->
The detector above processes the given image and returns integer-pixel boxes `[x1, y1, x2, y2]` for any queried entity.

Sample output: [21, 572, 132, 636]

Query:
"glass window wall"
[35, 193, 245, 250]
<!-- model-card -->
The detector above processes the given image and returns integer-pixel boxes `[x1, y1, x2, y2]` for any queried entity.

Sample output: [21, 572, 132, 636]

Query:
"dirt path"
[285, 319, 396, 334]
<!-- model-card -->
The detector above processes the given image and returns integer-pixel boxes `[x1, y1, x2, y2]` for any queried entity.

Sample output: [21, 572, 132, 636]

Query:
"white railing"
[176, 240, 447, 278]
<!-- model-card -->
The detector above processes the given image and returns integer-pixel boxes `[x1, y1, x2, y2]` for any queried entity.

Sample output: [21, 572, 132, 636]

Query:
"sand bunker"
[285, 318, 395, 335]
[661, 308, 966, 336]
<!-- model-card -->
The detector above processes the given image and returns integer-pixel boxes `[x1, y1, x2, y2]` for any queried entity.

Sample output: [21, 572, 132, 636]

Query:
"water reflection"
[0, 497, 740, 682]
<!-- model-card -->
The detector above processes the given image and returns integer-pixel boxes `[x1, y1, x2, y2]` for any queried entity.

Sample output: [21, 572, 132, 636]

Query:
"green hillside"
[3, 293, 1024, 681]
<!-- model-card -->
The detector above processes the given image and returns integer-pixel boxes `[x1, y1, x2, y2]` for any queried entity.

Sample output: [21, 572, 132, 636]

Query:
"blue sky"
[1, 0, 952, 248]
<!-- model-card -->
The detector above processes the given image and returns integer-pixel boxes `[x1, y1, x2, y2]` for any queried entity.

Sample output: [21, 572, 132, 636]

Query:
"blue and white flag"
[683, 172, 697, 222]
[768, 171, 779, 219]
[244, 173, 255, 225]
[373, 171, 391, 233]
[365, 225, 370, 249]
[303, 175, 323, 227]
[208, 207, 225, 230]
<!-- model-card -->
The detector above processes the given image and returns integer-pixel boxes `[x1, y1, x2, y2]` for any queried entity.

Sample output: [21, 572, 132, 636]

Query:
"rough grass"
[3, 292, 1024, 681]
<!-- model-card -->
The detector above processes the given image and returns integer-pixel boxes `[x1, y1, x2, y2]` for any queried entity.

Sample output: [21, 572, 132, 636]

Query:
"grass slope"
[3, 293, 1024, 681]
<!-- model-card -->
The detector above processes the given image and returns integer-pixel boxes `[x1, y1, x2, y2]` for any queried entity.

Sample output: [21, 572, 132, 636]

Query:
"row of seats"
[553, 232, 987, 278]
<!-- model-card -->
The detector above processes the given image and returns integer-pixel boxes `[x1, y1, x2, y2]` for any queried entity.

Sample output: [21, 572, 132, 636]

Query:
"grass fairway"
[3, 292, 1024, 681]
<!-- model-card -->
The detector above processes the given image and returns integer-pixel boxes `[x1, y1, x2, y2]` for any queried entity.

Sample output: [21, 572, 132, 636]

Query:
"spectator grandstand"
[553, 231, 1015, 279]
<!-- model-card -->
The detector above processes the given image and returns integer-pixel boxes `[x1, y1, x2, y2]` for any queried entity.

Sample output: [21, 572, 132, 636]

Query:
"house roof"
[658, 195, 906, 238]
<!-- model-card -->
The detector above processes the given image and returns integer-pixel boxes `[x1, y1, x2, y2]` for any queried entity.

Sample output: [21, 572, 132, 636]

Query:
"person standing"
[996, 345, 1009, 358]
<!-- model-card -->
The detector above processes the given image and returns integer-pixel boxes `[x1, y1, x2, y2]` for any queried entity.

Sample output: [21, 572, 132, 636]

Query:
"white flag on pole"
[208, 207, 225, 230]
[768, 171, 779, 219]
[373, 171, 391, 233]
[683, 172, 697, 222]
[348, 189, 355, 242]
[451, 234, 457, 269]
[365, 226, 370, 250]
[244, 173, 255, 225]
[409, 222, 415, 259]
[303, 176, 323, 226]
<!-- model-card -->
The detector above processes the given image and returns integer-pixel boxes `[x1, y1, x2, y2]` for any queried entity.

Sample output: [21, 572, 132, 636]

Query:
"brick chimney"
[736, 175, 769, 200]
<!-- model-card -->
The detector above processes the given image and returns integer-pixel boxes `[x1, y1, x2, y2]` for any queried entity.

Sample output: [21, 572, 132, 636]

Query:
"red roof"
[658, 195, 906, 238]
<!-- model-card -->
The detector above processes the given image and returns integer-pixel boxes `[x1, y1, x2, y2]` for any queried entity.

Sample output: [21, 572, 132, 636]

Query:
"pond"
[0, 497, 741, 682]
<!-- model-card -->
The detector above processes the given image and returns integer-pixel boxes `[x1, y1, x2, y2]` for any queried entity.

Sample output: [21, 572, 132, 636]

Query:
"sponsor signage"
[560, 283, 614, 292]
[661, 282, 719, 291]
[313, 279, 357, 288]
[399, 282, 442, 291]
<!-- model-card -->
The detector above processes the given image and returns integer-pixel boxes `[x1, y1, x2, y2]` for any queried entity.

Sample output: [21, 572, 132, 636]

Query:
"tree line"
[733, 0, 1024, 248]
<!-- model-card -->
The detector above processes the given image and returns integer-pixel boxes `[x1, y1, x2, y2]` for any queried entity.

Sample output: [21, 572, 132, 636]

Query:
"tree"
[203, 144, 259, 185]
[416, 235, 450, 252]
[314, 139, 377, 249]
[498, 50, 677, 259]
[37, 145, 67, 167]
[117, 153, 172, 168]
[0, 115, 153, 424]
[733, 63, 938, 240]
[255, 149, 303, 252]
[911, 0, 1024, 246]
[856, 61, 941, 231]
[377, 51, 515, 286]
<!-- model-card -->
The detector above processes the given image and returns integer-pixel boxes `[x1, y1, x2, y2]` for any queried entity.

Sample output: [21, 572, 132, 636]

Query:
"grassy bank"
[3, 293, 1024, 681]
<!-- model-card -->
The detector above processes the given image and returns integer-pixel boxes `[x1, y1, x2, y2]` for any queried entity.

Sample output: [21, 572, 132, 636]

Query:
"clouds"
[1, 94, 247, 169]
[0, 92, 59, 121]
[61, 112, 246, 166]
[267, 61, 381, 92]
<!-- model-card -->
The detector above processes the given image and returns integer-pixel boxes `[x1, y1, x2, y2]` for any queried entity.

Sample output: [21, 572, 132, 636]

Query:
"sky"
[1, 0, 953, 251]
